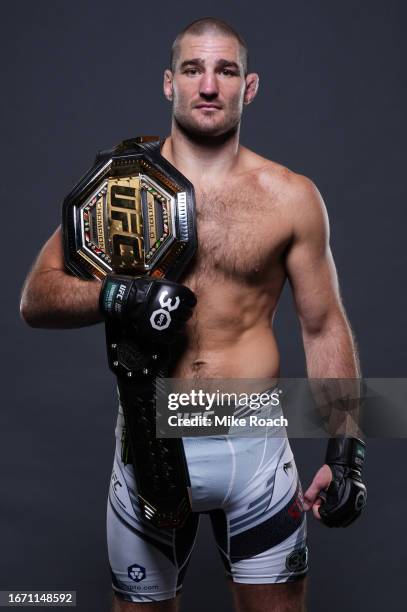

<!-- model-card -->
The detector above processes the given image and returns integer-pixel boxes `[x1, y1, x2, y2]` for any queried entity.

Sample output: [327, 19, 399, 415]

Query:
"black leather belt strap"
[62, 135, 197, 529]
[105, 318, 192, 529]
[117, 375, 191, 528]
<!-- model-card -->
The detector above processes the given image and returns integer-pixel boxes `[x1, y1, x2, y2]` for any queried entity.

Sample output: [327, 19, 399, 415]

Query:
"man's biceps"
[292, 261, 339, 298]
[286, 245, 319, 288]
[288, 251, 339, 303]
[287, 239, 335, 280]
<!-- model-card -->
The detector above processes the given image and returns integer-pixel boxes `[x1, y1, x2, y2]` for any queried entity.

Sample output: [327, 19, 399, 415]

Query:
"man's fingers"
[303, 482, 322, 511]
[312, 497, 323, 520]
[303, 465, 332, 511]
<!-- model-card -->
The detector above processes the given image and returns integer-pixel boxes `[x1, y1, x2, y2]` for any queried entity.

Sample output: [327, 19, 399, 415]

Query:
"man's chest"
[186, 182, 292, 283]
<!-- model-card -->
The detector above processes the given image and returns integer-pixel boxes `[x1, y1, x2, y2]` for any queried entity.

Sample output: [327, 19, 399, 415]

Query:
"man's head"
[163, 18, 259, 140]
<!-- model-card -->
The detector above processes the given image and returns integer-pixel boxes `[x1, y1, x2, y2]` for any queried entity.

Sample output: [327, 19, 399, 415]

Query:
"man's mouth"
[195, 104, 221, 110]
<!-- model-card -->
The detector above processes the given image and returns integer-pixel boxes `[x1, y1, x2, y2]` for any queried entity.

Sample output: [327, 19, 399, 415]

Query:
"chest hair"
[185, 183, 283, 285]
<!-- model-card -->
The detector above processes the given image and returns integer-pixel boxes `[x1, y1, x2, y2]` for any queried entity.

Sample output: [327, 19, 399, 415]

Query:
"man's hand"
[303, 437, 367, 527]
[99, 274, 197, 343]
[303, 464, 332, 520]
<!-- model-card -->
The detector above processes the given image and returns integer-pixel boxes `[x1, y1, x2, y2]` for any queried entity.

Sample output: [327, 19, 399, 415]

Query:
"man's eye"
[221, 69, 236, 76]
[184, 68, 199, 75]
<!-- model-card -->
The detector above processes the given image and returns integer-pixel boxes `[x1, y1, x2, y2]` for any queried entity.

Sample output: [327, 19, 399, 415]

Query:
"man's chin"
[174, 116, 239, 143]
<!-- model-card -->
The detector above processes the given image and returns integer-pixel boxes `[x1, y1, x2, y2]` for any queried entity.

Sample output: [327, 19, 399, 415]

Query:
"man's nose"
[199, 72, 219, 98]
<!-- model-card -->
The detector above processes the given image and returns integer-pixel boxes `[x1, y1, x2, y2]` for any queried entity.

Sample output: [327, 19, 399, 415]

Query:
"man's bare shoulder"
[240, 146, 316, 196]
[239, 146, 326, 222]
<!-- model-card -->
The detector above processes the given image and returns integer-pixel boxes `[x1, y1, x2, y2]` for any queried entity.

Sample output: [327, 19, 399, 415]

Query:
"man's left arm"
[285, 175, 367, 526]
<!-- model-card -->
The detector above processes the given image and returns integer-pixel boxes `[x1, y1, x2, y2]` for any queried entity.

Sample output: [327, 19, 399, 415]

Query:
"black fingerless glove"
[99, 274, 197, 343]
[319, 436, 367, 528]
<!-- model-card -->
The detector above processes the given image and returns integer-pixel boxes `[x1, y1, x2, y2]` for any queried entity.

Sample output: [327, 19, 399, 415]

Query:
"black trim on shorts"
[230, 481, 305, 562]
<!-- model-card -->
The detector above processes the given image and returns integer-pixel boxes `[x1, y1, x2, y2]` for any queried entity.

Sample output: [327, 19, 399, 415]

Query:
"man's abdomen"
[171, 324, 280, 379]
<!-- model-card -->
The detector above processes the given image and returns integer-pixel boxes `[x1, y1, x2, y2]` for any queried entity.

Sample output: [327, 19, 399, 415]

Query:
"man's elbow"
[300, 307, 348, 339]
[19, 281, 50, 328]
[20, 269, 60, 328]
[19, 293, 41, 328]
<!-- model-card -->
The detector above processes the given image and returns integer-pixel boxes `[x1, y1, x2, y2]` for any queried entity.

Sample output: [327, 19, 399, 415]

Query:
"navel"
[192, 359, 207, 369]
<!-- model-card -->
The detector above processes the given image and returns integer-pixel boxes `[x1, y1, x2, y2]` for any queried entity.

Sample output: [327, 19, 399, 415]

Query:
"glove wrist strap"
[99, 274, 137, 318]
[325, 436, 366, 470]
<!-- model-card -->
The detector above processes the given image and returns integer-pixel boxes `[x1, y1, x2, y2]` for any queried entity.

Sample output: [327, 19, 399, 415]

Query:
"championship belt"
[62, 136, 197, 529]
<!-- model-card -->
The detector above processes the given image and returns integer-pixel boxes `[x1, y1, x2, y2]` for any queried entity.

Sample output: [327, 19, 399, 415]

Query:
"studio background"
[1, 1, 405, 611]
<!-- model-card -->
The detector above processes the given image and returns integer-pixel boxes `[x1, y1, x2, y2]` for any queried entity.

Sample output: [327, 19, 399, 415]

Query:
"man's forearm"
[303, 313, 362, 437]
[20, 269, 103, 329]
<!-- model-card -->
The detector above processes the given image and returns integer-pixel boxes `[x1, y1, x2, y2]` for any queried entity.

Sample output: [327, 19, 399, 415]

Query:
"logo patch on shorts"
[285, 546, 308, 573]
[283, 461, 293, 475]
[128, 563, 146, 582]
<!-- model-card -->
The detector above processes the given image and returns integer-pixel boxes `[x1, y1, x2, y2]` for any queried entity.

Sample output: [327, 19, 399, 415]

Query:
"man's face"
[164, 33, 257, 138]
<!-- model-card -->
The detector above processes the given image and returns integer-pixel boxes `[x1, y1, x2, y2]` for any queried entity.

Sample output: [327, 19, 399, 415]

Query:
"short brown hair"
[170, 17, 249, 75]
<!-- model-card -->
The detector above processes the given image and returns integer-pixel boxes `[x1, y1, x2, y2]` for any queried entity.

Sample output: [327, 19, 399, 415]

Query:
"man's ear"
[163, 69, 174, 102]
[243, 73, 259, 105]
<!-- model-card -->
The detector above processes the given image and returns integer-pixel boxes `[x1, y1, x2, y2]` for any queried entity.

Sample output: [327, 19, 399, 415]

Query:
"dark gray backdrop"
[1, 1, 406, 610]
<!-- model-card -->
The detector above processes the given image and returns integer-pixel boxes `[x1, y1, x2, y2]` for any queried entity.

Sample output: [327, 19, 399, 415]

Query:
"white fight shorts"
[107, 395, 308, 603]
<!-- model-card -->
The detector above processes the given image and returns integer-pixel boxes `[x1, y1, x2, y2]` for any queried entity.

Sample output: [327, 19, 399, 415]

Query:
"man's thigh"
[230, 576, 308, 612]
[208, 436, 309, 612]
[107, 415, 200, 604]
[111, 580, 307, 612]
[112, 593, 181, 612]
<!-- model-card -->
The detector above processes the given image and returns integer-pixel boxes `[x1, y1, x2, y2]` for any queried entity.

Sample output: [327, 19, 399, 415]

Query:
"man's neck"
[161, 121, 241, 185]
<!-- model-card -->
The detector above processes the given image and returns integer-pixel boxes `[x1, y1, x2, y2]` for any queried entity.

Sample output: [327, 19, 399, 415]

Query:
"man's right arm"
[20, 225, 103, 329]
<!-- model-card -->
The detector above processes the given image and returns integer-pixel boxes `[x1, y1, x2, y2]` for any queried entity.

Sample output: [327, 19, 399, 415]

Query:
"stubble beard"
[172, 102, 242, 147]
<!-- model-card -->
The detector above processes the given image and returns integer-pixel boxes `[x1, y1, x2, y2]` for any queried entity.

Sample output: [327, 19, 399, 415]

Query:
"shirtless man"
[20, 17, 366, 612]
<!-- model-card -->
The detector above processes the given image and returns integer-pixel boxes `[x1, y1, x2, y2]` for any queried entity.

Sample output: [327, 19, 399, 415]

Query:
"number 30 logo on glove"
[150, 291, 180, 331]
